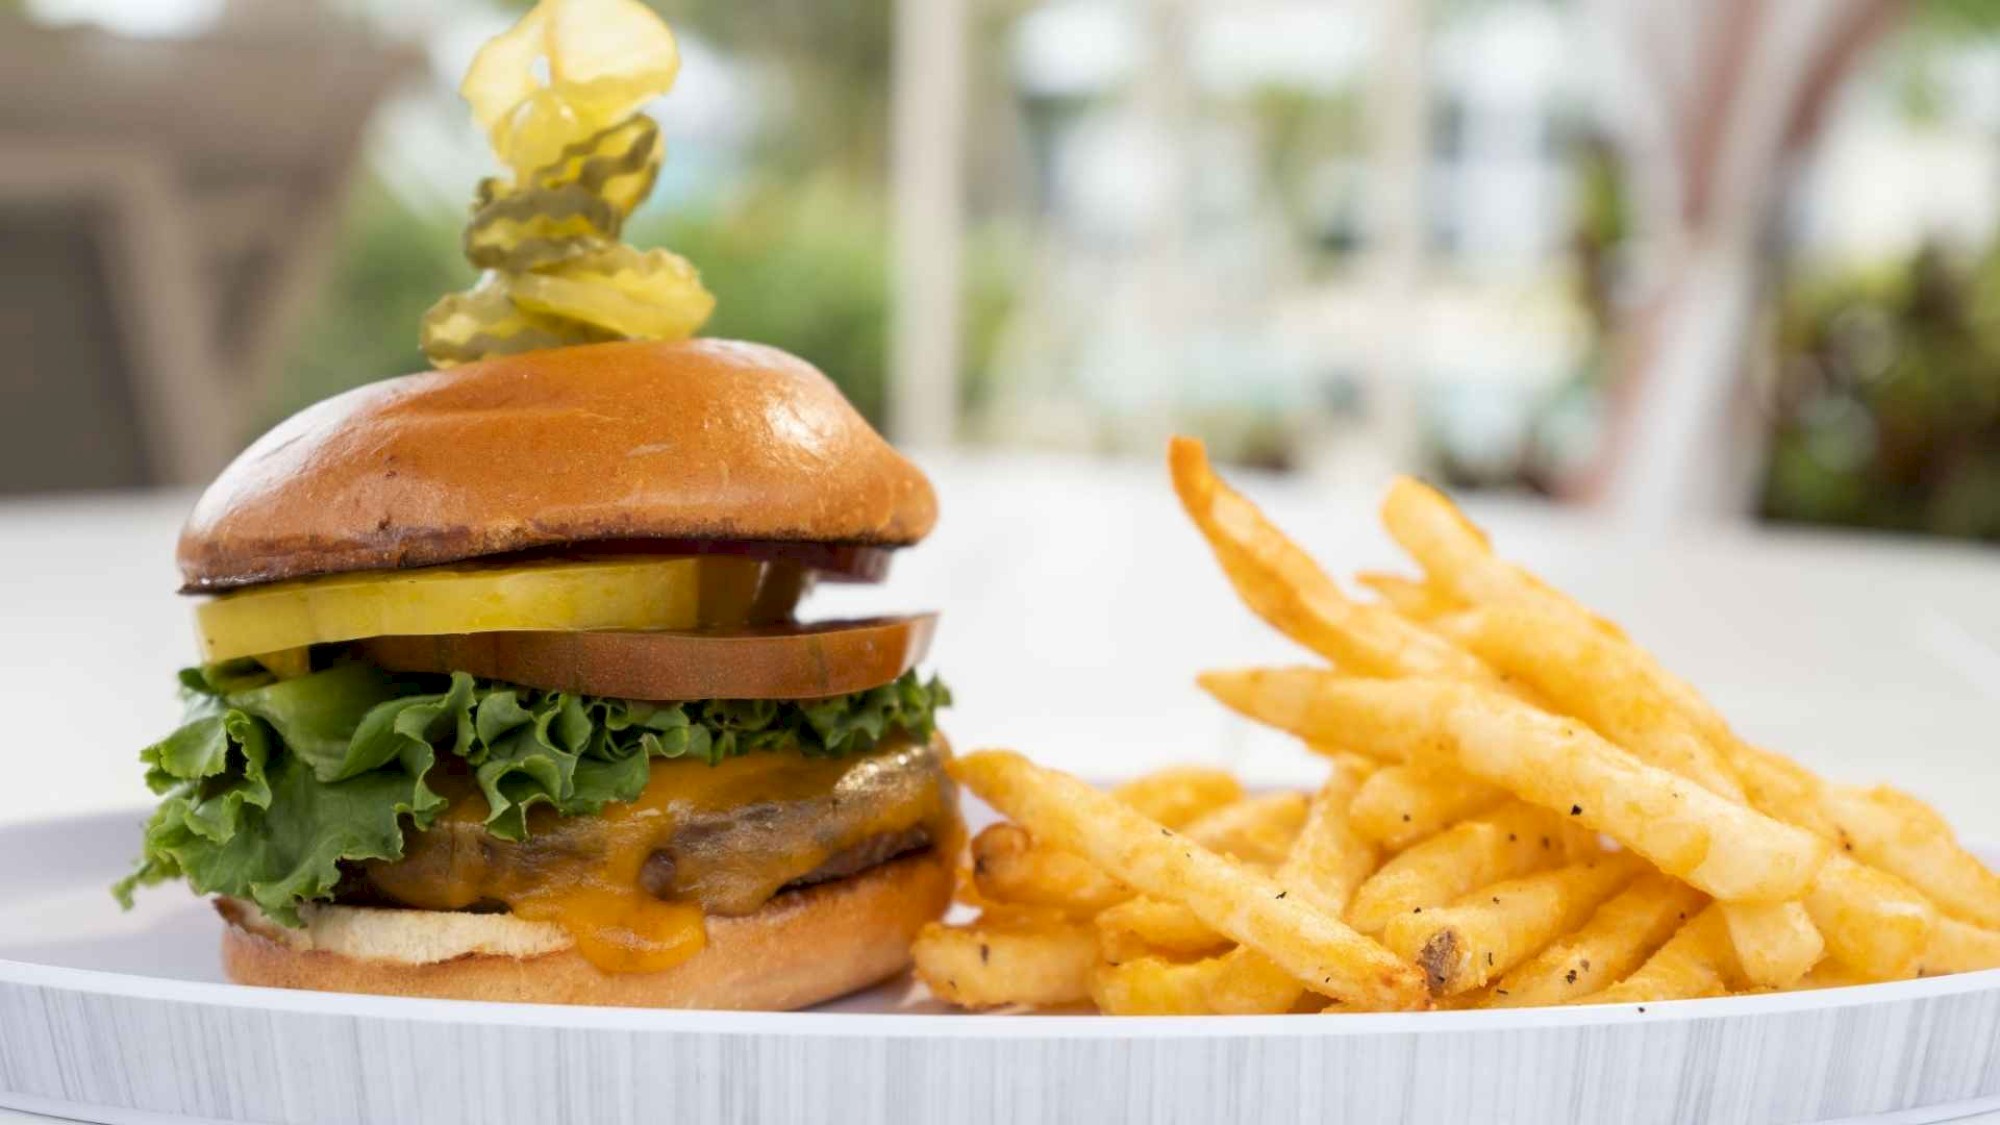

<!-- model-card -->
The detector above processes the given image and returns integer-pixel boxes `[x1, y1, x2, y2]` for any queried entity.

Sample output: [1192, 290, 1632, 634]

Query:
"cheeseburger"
[116, 0, 958, 1010]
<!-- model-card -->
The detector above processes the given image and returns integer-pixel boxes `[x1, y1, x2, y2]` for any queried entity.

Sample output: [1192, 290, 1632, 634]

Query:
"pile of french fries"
[911, 437, 2000, 1014]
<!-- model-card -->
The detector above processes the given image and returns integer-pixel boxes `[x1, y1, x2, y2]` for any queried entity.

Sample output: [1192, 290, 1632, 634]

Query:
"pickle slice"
[193, 557, 796, 665]
[461, 5, 551, 138]
[527, 115, 660, 218]
[420, 273, 617, 368]
[467, 0, 680, 169]
[464, 182, 620, 271]
[506, 245, 714, 341]
[544, 0, 681, 122]
[464, 118, 662, 271]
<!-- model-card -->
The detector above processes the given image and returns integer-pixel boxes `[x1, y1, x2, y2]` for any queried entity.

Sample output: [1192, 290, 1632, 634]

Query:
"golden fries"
[1346, 801, 1582, 936]
[1580, 906, 1743, 1004]
[1090, 949, 1310, 1016]
[911, 914, 1098, 1009]
[1179, 792, 1310, 866]
[970, 823, 1129, 917]
[1726, 741, 1840, 841]
[1112, 767, 1247, 830]
[1822, 785, 2000, 931]
[1349, 764, 1509, 851]
[951, 750, 1430, 1010]
[1378, 476, 1618, 638]
[1147, 757, 1383, 1016]
[1169, 438, 1496, 682]
[1089, 956, 1217, 1015]
[1355, 571, 1460, 621]
[1719, 900, 1824, 988]
[918, 447, 1998, 1017]
[1436, 603, 1744, 801]
[1804, 855, 1934, 981]
[1486, 873, 1706, 1006]
[1920, 917, 2000, 975]
[1384, 853, 1641, 996]
[1201, 672, 1830, 903]
[1095, 896, 1229, 963]
[1277, 761, 1381, 917]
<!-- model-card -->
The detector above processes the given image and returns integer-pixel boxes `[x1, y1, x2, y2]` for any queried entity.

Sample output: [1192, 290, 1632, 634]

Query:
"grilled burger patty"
[345, 731, 954, 918]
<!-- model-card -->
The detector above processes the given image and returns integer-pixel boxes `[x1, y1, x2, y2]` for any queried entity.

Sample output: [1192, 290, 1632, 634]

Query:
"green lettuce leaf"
[116, 661, 949, 925]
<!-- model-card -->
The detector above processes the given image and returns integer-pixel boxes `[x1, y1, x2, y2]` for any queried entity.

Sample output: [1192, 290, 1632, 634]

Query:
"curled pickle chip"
[466, 120, 661, 271]
[465, 0, 679, 168]
[506, 245, 714, 341]
[439, 0, 705, 369]
[465, 182, 621, 272]
[528, 115, 661, 218]
[461, 5, 550, 137]
[546, 0, 681, 115]
[420, 274, 616, 368]
[497, 86, 597, 179]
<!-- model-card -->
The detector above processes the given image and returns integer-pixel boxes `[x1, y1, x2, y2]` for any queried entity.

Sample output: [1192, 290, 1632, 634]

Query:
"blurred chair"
[0, 6, 418, 492]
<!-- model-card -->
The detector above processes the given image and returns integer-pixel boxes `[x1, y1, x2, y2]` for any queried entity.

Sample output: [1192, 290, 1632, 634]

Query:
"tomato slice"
[354, 615, 938, 701]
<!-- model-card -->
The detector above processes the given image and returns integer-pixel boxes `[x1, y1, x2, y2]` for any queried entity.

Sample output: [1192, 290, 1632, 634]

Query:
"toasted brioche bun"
[179, 339, 937, 591]
[217, 848, 952, 1009]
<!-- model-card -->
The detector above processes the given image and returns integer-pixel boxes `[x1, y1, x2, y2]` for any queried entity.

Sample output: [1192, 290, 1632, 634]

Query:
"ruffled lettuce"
[115, 660, 949, 925]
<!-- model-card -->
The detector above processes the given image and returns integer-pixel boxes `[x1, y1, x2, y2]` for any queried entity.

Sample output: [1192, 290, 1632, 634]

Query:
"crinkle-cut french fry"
[1918, 917, 2000, 976]
[1095, 896, 1229, 963]
[1821, 784, 2000, 931]
[1179, 792, 1310, 866]
[1169, 439, 1500, 683]
[912, 915, 1098, 1010]
[951, 750, 1430, 1010]
[1385, 852, 1642, 996]
[1720, 900, 1824, 988]
[1112, 767, 1246, 830]
[1434, 603, 1745, 802]
[1576, 905, 1743, 1005]
[1346, 801, 1582, 937]
[1485, 872, 1706, 1007]
[1349, 763, 1509, 851]
[1804, 854, 1934, 982]
[970, 823, 1129, 917]
[1355, 571, 1461, 621]
[1200, 673, 1831, 904]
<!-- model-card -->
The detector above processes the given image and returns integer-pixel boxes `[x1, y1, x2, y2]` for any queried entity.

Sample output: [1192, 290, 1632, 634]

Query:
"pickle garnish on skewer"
[423, 0, 710, 370]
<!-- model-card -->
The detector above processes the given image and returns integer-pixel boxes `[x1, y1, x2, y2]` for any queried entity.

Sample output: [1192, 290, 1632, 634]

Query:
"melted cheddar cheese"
[362, 732, 952, 973]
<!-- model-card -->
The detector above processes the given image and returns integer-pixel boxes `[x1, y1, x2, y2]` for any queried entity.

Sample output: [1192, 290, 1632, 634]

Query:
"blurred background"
[0, 0, 1995, 828]
[3, 0, 1999, 537]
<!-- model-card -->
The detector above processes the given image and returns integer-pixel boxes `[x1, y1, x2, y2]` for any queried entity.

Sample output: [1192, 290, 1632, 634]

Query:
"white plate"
[4, 810, 2000, 1125]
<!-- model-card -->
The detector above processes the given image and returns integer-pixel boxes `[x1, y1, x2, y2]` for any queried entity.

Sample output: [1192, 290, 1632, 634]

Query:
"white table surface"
[0, 450, 1994, 833]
